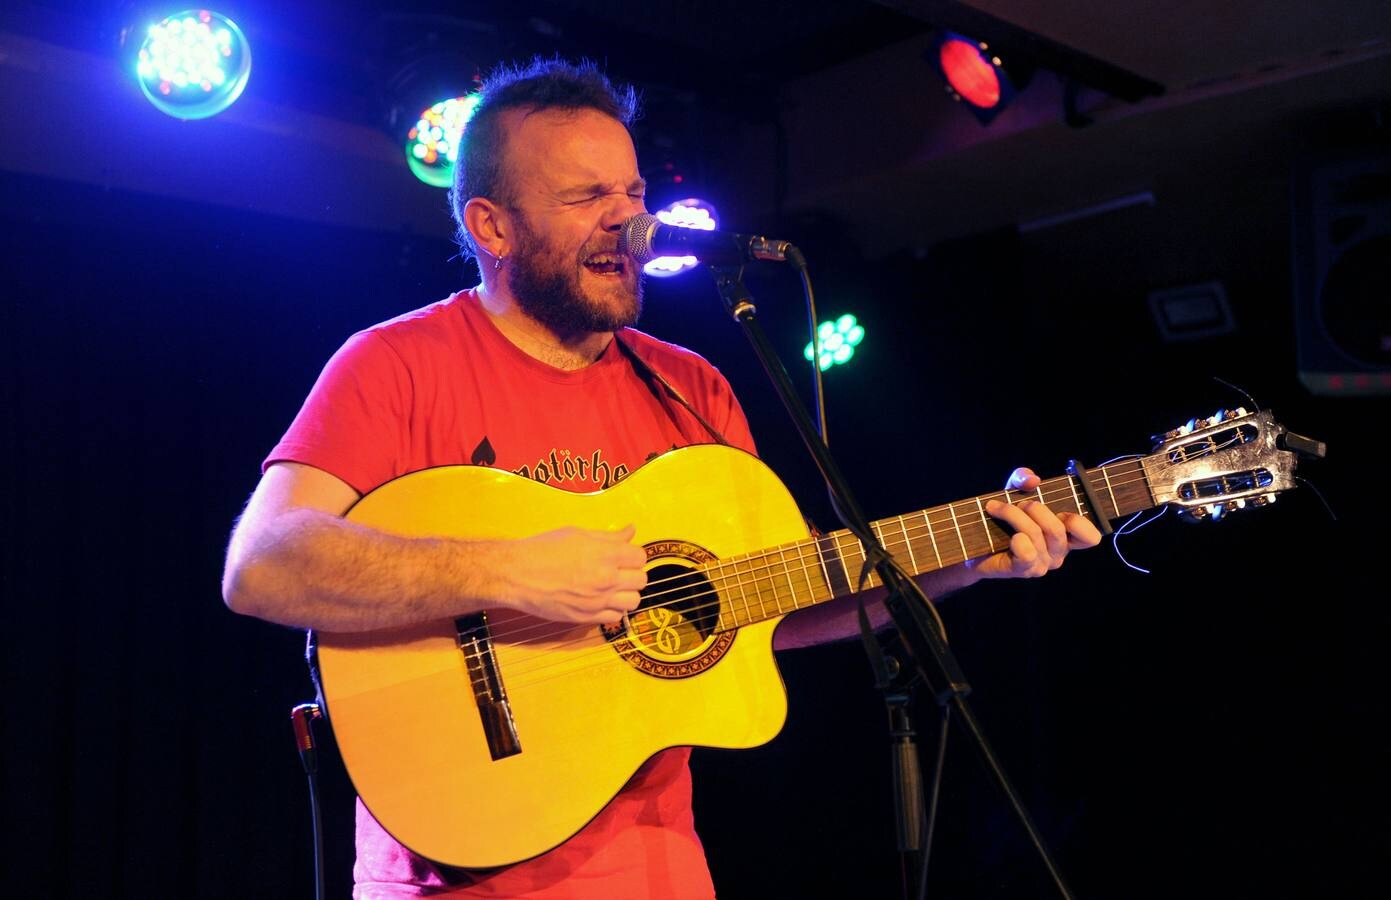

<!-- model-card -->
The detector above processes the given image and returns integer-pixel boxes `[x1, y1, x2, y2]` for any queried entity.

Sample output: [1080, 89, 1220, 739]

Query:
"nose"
[602, 193, 647, 233]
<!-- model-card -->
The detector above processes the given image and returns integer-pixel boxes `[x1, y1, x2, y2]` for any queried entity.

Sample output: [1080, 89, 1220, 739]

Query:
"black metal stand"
[707, 264, 1077, 899]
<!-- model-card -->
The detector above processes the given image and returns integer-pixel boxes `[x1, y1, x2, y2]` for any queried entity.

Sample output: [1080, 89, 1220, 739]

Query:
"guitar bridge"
[456, 613, 521, 760]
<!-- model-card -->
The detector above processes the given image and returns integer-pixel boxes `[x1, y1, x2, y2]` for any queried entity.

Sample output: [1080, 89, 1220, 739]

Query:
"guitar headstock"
[1145, 408, 1324, 521]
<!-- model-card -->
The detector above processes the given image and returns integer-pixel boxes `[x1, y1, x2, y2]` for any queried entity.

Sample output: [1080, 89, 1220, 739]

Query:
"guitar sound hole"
[629, 563, 719, 657]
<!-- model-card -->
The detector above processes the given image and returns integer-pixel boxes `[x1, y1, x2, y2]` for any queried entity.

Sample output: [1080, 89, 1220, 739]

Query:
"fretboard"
[708, 458, 1154, 633]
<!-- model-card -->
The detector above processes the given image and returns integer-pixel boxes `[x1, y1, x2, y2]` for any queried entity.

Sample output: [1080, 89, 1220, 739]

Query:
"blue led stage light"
[136, 9, 251, 120]
[804, 314, 865, 371]
[406, 95, 482, 188]
[642, 199, 718, 278]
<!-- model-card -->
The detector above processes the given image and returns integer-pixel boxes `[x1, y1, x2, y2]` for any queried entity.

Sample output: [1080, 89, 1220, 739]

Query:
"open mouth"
[582, 252, 627, 276]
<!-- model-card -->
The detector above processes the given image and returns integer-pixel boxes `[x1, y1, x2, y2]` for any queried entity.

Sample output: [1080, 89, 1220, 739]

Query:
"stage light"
[135, 9, 251, 120]
[642, 199, 718, 278]
[406, 94, 482, 188]
[804, 314, 865, 371]
[932, 32, 1031, 125]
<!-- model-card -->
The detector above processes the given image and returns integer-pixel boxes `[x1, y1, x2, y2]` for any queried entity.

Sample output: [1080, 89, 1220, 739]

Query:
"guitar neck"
[708, 458, 1155, 633]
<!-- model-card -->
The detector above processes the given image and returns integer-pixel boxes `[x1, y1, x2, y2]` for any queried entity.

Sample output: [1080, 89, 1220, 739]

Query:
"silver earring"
[494, 252, 505, 271]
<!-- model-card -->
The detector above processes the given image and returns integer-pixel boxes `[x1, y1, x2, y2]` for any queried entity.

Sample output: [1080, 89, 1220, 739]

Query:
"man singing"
[222, 57, 1100, 898]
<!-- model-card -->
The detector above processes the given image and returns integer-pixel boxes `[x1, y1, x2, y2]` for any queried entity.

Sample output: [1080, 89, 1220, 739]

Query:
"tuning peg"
[1264, 492, 1277, 504]
[1206, 502, 1225, 520]
[1250, 495, 1271, 508]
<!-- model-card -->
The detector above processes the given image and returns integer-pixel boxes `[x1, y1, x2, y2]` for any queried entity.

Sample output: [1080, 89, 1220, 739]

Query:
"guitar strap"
[614, 334, 731, 447]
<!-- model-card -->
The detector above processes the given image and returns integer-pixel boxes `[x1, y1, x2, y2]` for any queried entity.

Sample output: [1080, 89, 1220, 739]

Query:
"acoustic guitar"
[313, 407, 1312, 868]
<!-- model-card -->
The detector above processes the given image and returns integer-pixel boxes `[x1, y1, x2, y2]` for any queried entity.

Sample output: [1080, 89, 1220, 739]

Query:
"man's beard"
[506, 219, 643, 337]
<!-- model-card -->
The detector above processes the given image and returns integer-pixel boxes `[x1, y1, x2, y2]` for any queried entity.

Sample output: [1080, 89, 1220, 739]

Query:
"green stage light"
[406, 95, 481, 188]
[804, 314, 865, 371]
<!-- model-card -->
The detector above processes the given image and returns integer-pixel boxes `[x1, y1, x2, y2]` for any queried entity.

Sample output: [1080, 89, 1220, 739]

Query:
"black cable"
[787, 246, 827, 443]
[306, 767, 325, 900]
[291, 703, 325, 900]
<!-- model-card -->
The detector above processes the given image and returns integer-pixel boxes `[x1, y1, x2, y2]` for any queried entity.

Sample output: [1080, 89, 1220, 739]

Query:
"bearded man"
[222, 58, 1100, 898]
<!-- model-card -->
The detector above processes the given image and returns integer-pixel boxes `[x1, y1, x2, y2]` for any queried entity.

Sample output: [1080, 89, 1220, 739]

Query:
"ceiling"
[2, 1, 1388, 252]
[755, 0, 1391, 253]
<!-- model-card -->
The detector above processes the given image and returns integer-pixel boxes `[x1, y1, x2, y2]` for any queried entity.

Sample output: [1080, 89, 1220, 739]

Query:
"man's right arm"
[221, 462, 646, 632]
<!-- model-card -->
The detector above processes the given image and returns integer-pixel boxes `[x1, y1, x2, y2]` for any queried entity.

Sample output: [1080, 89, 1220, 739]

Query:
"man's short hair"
[449, 58, 640, 260]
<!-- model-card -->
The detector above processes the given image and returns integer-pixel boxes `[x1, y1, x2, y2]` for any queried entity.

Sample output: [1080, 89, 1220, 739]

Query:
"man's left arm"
[773, 467, 1104, 651]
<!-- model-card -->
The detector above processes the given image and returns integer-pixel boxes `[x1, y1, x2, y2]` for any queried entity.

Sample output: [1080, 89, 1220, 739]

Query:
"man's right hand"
[225, 462, 650, 632]
[503, 524, 648, 625]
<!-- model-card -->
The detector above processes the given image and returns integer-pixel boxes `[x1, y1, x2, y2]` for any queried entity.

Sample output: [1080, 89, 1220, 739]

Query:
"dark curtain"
[2, 164, 1384, 899]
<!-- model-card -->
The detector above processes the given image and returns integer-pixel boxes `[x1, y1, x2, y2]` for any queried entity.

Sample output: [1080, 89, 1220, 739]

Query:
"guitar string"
[458, 464, 1194, 675]
[459, 458, 1170, 650]
[492, 431, 1249, 633]
[458, 469, 1207, 689]
[462, 502, 1268, 690]
[449, 435, 1257, 686]
[469, 464, 1150, 632]
[461, 477, 1121, 658]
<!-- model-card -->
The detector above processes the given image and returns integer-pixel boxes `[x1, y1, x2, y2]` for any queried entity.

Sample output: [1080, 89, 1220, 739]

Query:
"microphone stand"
[706, 264, 1076, 900]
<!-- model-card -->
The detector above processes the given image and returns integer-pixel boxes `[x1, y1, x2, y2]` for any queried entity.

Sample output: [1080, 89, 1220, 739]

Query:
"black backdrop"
[2, 152, 1384, 899]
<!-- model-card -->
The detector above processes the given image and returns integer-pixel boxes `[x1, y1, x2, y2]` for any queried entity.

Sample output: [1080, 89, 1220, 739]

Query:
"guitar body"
[316, 444, 807, 868]
[312, 406, 1309, 869]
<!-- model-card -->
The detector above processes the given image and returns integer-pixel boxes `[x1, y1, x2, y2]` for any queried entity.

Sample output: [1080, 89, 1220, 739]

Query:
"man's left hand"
[970, 466, 1104, 580]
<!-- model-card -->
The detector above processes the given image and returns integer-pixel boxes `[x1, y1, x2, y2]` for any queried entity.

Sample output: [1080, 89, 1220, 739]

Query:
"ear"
[464, 197, 509, 260]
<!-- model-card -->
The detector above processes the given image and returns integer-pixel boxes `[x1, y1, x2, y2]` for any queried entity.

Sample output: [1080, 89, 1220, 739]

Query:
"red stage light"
[931, 32, 1033, 125]
[939, 39, 1001, 108]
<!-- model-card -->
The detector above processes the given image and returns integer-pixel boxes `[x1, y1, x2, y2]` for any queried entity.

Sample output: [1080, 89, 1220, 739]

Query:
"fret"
[975, 496, 999, 553]
[797, 541, 830, 605]
[834, 531, 855, 594]
[860, 530, 882, 590]
[862, 521, 882, 589]
[1129, 458, 1156, 514]
[776, 545, 798, 611]
[813, 533, 836, 603]
[924, 509, 943, 570]
[898, 515, 919, 573]
[816, 532, 852, 600]
[740, 552, 770, 624]
[713, 558, 734, 630]
[787, 542, 811, 609]
[1100, 466, 1119, 518]
[713, 585, 729, 633]
[869, 519, 883, 551]
[730, 555, 754, 628]
[1136, 456, 1155, 513]
[1066, 476, 1084, 516]
[947, 502, 968, 561]
[838, 530, 872, 591]
[870, 520, 891, 573]
[1036, 485, 1046, 505]
[769, 550, 790, 617]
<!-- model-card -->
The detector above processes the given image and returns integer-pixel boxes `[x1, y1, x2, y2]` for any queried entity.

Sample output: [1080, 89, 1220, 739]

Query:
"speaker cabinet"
[1292, 151, 1391, 395]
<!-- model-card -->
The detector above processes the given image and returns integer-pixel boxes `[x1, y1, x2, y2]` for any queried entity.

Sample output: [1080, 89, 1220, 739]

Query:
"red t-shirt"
[266, 289, 757, 898]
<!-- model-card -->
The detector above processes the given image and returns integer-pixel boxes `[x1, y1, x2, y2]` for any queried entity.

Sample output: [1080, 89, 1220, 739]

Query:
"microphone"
[619, 213, 795, 266]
